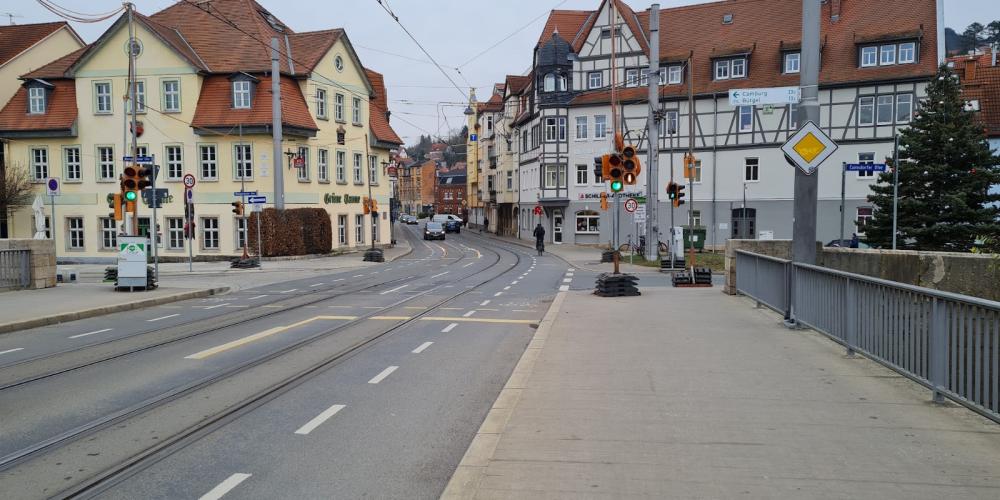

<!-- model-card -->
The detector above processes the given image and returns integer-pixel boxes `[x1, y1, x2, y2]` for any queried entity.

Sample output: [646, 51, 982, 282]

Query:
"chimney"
[993, 44, 997, 66]
[830, 0, 842, 22]
[965, 58, 977, 81]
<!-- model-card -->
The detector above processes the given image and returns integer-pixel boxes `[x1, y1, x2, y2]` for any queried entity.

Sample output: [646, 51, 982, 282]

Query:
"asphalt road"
[0, 223, 582, 499]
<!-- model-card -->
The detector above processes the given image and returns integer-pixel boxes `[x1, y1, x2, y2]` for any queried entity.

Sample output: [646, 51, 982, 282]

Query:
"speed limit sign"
[183, 173, 196, 188]
[624, 198, 638, 213]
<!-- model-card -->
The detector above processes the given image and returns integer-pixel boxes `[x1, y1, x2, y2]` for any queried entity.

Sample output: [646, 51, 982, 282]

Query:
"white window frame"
[162, 79, 181, 112]
[544, 73, 555, 92]
[235, 217, 248, 250]
[234, 143, 253, 180]
[731, 57, 746, 78]
[355, 214, 364, 244]
[100, 217, 117, 249]
[594, 115, 607, 139]
[557, 117, 567, 141]
[352, 97, 361, 124]
[896, 93, 913, 123]
[353, 152, 363, 184]
[788, 103, 799, 129]
[201, 217, 219, 250]
[28, 87, 45, 114]
[335, 93, 345, 121]
[128, 80, 146, 113]
[164, 145, 183, 180]
[318, 148, 330, 182]
[898, 42, 916, 64]
[67, 217, 84, 249]
[97, 146, 115, 181]
[667, 65, 682, 84]
[575, 211, 600, 234]
[316, 87, 327, 119]
[200, 144, 218, 180]
[588, 71, 602, 89]
[575, 164, 588, 186]
[64, 146, 81, 181]
[372, 215, 379, 243]
[858, 96, 875, 126]
[861, 46, 878, 67]
[857, 206, 874, 233]
[544, 117, 558, 142]
[233, 80, 251, 109]
[714, 59, 730, 80]
[738, 106, 753, 132]
[506, 170, 513, 190]
[575, 116, 588, 140]
[544, 164, 560, 189]
[663, 110, 679, 136]
[879, 44, 896, 65]
[691, 160, 702, 184]
[744, 157, 759, 182]
[167, 217, 184, 250]
[857, 152, 876, 178]
[784, 52, 800, 74]
[625, 68, 639, 87]
[94, 81, 112, 114]
[336, 150, 346, 183]
[368, 155, 378, 185]
[876, 95, 894, 125]
[337, 214, 347, 245]
[297, 146, 310, 181]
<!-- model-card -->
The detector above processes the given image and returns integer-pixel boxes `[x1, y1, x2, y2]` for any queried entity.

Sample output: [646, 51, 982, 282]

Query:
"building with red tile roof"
[950, 49, 1000, 146]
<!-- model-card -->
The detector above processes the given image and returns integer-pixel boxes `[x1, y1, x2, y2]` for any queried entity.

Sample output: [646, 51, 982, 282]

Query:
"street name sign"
[729, 86, 801, 106]
[780, 121, 838, 175]
[122, 155, 154, 164]
[234, 191, 258, 197]
[845, 163, 887, 172]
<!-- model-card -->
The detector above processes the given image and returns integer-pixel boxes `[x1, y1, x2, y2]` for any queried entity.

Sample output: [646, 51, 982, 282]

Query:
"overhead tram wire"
[454, 0, 570, 70]
[36, 0, 123, 22]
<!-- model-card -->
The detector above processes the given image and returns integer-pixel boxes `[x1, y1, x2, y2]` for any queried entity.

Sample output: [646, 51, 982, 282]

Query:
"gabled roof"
[365, 68, 404, 146]
[190, 74, 317, 132]
[0, 22, 82, 68]
[505, 75, 531, 95]
[0, 80, 76, 134]
[478, 87, 504, 113]
[537, 10, 592, 49]
[20, 45, 88, 79]
[951, 50, 1000, 137]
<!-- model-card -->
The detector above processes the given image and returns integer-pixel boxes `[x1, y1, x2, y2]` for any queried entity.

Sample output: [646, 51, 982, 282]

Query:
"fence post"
[753, 255, 762, 308]
[844, 277, 857, 356]
[928, 297, 947, 404]
[784, 263, 797, 328]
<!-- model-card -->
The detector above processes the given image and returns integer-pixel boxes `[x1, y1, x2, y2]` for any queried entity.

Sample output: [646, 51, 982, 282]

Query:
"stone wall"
[0, 239, 57, 290]
[724, 239, 1000, 301]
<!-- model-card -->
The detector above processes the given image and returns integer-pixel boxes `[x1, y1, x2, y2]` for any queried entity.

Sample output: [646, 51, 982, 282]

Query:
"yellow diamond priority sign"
[781, 121, 838, 175]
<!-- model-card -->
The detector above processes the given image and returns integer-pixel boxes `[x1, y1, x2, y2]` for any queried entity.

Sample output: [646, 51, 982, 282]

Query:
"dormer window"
[859, 40, 918, 68]
[626, 69, 639, 87]
[667, 65, 683, 84]
[784, 52, 800, 73]
[28, 87, 46, 114]
[233, 80, 251, 109]
[879, 45, 896, 65]
[714, 57, 747, 80]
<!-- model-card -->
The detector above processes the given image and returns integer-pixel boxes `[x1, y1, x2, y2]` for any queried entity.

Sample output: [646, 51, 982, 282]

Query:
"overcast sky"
[9, 0, 995, 146]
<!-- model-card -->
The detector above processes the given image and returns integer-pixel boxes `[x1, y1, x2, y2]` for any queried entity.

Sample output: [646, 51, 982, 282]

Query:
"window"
[876, 95, 894, 124]
[94, 81, 112, 113]
[444, 191, 453, 201]
[558, 75, 567, 91]
[667, 65, 682, 84]
[506, 171, 513, 190]
[336, 151, 346, 182]
[167, 217, 184, 250]
[856, 207, 874, 233]
[128, 80, 146, 113]
[369, 155, 378, 184]
[745, 157, 759, 181]
[334, 55, 344, 72]
[235, 217, 248, 250]
[588, 71, 602, 89]
[353, 153, 363, 183]
[731, 58, 746, 78]
[28, 87, 45, 114]
[372, 215, 379, 243]
[664, 110, 679, 136]
[575, 210, 599, 234]
[691, 160, 702, 183]
[100, 217, 117, 249]
[861, 46, 878, 67]
[788, 103, 799, 129]
[626, 68, 639, 87]
[200, 145, 217, 180]
[544, 73, 555, 92]
[898, 42, 916, 64]
[879, 44, 896, 65]
[98, 146, 115, 181]
[594, 115, 607, 139]
[162, 80, 180, 112]
[896, 93, 913, 123]
[352, 97, 361, 124]
[64, 147, 81, 181]
[714, 59, 730, 80]
[738, 106, 753, 132]
[233, 80, 251, 109]
[355, 214, 364, 244]
[691, 210, 702, 227]
[858, 152, 876, 178]
[234, 143, 252, 179]
[575, 116, 588, 139]
[67, 217, 84, 249]
[858, 96, 875, 126]
[544, 164, 565, 189]
[575, 164, 588, 185]
[784, 52, 800, 73]
[318, 149, 329, 182]
[201, 217, 219, 249]
[297, 146, 309, 181]
[164, 145, 182, 180]
[335, 93, 344, 121]
[338, 214, 347, 245]
[486, 115, 493, 134]
[544, 117, 557, 142]
[557, 117, 566, 141]
[316, 88, 327, 119]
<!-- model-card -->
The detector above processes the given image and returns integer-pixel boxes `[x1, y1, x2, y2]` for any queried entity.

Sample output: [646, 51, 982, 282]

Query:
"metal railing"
[735, 250, 1000, 423]
[0, 249, 31, 290]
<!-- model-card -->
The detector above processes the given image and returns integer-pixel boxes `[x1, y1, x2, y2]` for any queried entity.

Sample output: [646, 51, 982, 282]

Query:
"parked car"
[826, 239, 872, 249]
[424, 222, 446, 240]
[432, 214, 463, 225]
[443, 219, 461, 233]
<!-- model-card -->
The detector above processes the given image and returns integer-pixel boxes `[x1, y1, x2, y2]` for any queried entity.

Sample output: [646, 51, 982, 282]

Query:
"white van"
[432, 214, 463, 224]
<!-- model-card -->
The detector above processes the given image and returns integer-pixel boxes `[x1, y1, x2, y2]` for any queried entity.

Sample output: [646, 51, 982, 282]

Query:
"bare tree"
[1, 161, 36, 235]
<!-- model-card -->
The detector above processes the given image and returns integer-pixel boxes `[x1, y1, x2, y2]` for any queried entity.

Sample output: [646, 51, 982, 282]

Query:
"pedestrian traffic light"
[110, 193, 123, 221]
[362, 197, 371, 215]
[599, 192, 608, 211]
[670, 183, 686, 207]
[621, 144, 641, 185]
[603, 153, 624, 192]
[231, 201, 244, 216]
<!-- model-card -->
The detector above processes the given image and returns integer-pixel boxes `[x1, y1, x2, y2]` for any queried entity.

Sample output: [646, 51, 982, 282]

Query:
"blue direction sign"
[247, 195, 267, 204]
[234, 191, 258, 196]
[469, 133, 478, 142]
[845, 163, 887, 172]
[122, 155, 154, 164]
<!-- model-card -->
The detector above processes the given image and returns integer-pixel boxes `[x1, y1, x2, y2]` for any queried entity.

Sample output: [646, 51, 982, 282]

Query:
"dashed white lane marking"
[353, 274, 364, 278]
[430, 271, 450, 278]
[368, 366, 398, 384]
[494, 291, 503, 297]
[309, 283, 325, 287]
[199, 473, 252, 500]
[511, 281, 519, 285]
[0, 348, 24, 355]
[412, 341, 433, 354]
[279, 288, 298, 294]
[69, 328, 112, 339]
[462, 262, 475, 268]
[559, 285, 570, 292]
[463, 310, 476, 317]
[204, 303, 230, 310]
[442, 323, 459, 333]
[147, 314, 180, 322]
[480, 300, 491, 306]
[568, 268, 575, 272]
[294, 404, 346, 435]
[563, 278, 572, 283]
[332, 278, 345, 282]
[371, 271, 380, 274]
[246, 295, 268, 300]
[565, 273, 574, 277]
[380, 284, 409, 295]
[503, 286, 511, 290]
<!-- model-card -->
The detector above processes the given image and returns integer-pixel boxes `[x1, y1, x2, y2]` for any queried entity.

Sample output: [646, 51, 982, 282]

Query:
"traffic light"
[231, 201, 244, 216]
[683, 153, 696, 180]
[593, 156, 603, 182]
[121, 165, 140, 206]
[362, 197, 371, 215]
[621, 144, 641, 185]
[370, 199, 379, 215]
[604, 153, 624, 192]
[137, 165, 153, 190]
[599, 192, 608, 211]
[668, 182, 686, 207]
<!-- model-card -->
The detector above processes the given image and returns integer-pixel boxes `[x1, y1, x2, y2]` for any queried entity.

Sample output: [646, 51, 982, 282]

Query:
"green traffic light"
[610, 180, 623, 192]
[124, 191, 137, 201]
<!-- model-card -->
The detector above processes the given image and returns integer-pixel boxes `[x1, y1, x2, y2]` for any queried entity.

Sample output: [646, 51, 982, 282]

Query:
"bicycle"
[536, 241, 545, 256]
[617, 235, 669, 257]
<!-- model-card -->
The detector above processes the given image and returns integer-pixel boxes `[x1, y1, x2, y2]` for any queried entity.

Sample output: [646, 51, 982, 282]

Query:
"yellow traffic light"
[362, 197, 371, 215]
[231, 201, 244, 216]
[599, 192, 608, 211]
[606, 153, 624, 192]
[683, 153, 696, 179]
[112, 193, 123, 221]
[621, 144, 641, 185]
[370, 199, 379, 214]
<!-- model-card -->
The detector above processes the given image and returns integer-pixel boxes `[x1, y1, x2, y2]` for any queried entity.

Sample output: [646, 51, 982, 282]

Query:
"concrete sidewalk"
[443, 288, 1000, 499]
[0, 241, 411, 334]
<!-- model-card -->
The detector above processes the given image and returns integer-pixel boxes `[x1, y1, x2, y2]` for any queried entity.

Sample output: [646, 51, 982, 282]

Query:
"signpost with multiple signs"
[729, 86, 801, 106]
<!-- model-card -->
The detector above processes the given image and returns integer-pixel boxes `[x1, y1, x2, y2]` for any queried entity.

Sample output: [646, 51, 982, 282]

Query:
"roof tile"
[0, 22, 73, 67]
[0, 80, 76, 133]
[364, 68, 403, 145]
[190, 74, 317, 132]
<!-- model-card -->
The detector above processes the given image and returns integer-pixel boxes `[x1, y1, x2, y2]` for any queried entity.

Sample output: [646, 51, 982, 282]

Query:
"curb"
[440, 290, 568, 499]
[385, 240, 414, 262]
[0, 287, 229, 335]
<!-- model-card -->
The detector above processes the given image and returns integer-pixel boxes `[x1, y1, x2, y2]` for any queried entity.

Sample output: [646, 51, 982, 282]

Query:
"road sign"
[845, 163, 887, 172]
[182, 174, 196, 188]
[469, 133, 478, 142]
[122, 155, 154, 164]
[234, 191, 258, 196]
[141, 188, 170, 208]
[46, 177, 60, 196]
[251, 203, 264, 213]
[633, 205, 646, 223]
[185, 188, 193, 204]
[293, 156, 305, 168]
[247, 195, 267, 204]
[729, 86, 801, 106]
[533, 205, 543, 216]
[780, 121, 838, 175]
[624, 198, 638, 213]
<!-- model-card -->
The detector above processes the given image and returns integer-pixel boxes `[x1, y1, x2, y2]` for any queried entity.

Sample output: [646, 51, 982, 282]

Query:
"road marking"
[185, 316, 356, 360]
[353, 274, 364, 278]
[333, 278, 345, 282]
[380, 284, 409, 295]
[511, 281, 519, 285]
[512, 309, 534, 312]
[422, 317, 537, 324]
[0, 348, 24, 355]
[279, 288, 298, 294]
[440, 307, 462, 311]
[463, 262, 475, 267]
[204, 303, 230, 310]
[226, 305, 250, 308]
[494, 292, 503, 297]
[294, 404, 345, 435]
[69, 328, 113, 339]
[147, 314, 180, 322]
[263, 305, 283, 308]
[463, 310, 476, 317]
[309, 283, 325, 287]
[246, 295, 268, 300]
[563, 278, 572, 283]
[404, 306, 426, 310]
[368, 366, 398, 384]
[503, 286, 511, 290]
[371, 315, 411, 320]
[478, 308, 499, 311]
[442, 323, 458, 332]
[200, 473, 251, 500]
[565, 273, 574, 277]
[430, 271, 450, 278]
[480, 300, 491, 306]
[559, 285, 570, 291]
[412, 341, 433, 354]
[362, 306, 383, 309]
[371, 271, 380, 274]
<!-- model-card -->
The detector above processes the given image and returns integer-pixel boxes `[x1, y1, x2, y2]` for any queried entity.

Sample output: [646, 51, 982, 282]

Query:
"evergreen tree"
[865, 64, 1000, 251]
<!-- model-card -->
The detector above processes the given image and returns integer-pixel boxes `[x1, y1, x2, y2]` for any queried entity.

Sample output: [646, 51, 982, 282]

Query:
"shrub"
[248, 207, 332, 257]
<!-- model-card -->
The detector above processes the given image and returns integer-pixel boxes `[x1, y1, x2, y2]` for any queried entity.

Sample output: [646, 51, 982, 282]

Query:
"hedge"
[248, 207, 332, 257]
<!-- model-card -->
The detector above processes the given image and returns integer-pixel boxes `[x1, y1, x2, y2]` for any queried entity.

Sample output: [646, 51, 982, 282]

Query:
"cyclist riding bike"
[533, 223, 546, 256]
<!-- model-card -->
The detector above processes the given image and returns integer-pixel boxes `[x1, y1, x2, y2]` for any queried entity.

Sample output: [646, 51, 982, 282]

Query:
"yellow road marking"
[370, 315, 411, 320]
[184, 316, 357, 360]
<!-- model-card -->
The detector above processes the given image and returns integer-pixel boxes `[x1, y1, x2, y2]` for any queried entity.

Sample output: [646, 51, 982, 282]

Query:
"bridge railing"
[735, 250, 1000, 423]
[0, 249, 31, 290]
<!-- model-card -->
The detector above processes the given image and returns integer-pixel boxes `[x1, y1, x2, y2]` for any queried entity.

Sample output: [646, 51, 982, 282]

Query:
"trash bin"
[682, 227, 706, 251]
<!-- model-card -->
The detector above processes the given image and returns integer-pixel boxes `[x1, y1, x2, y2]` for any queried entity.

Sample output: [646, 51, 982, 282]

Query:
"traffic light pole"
[127, 3, 139, 237]
[151, 155, 158, 283]
[792, 0, 821, 266]
[644, 4, 660, 262]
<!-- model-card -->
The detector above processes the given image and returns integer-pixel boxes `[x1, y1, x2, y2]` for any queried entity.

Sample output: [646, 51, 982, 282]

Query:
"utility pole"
[891, 133, 899, 250]
[365, 134, 376, 250]
[686, 55, 696, 271]
[644, 4, 660, 261]
[792, 0, 820, 264]
[127, 2, 138, 236]
[271, 37, 285, 210]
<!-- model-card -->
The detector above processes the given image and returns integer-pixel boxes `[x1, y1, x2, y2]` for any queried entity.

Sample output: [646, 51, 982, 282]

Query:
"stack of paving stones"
[600, 250, 616, 263]
[659, 257, 685, 271]
[363, 248, 385, 262]
[594, 272, 640, 297]
[103, 266, 118, 282]
[230, 257, 260, 269]
[672, 267, 712, 287]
